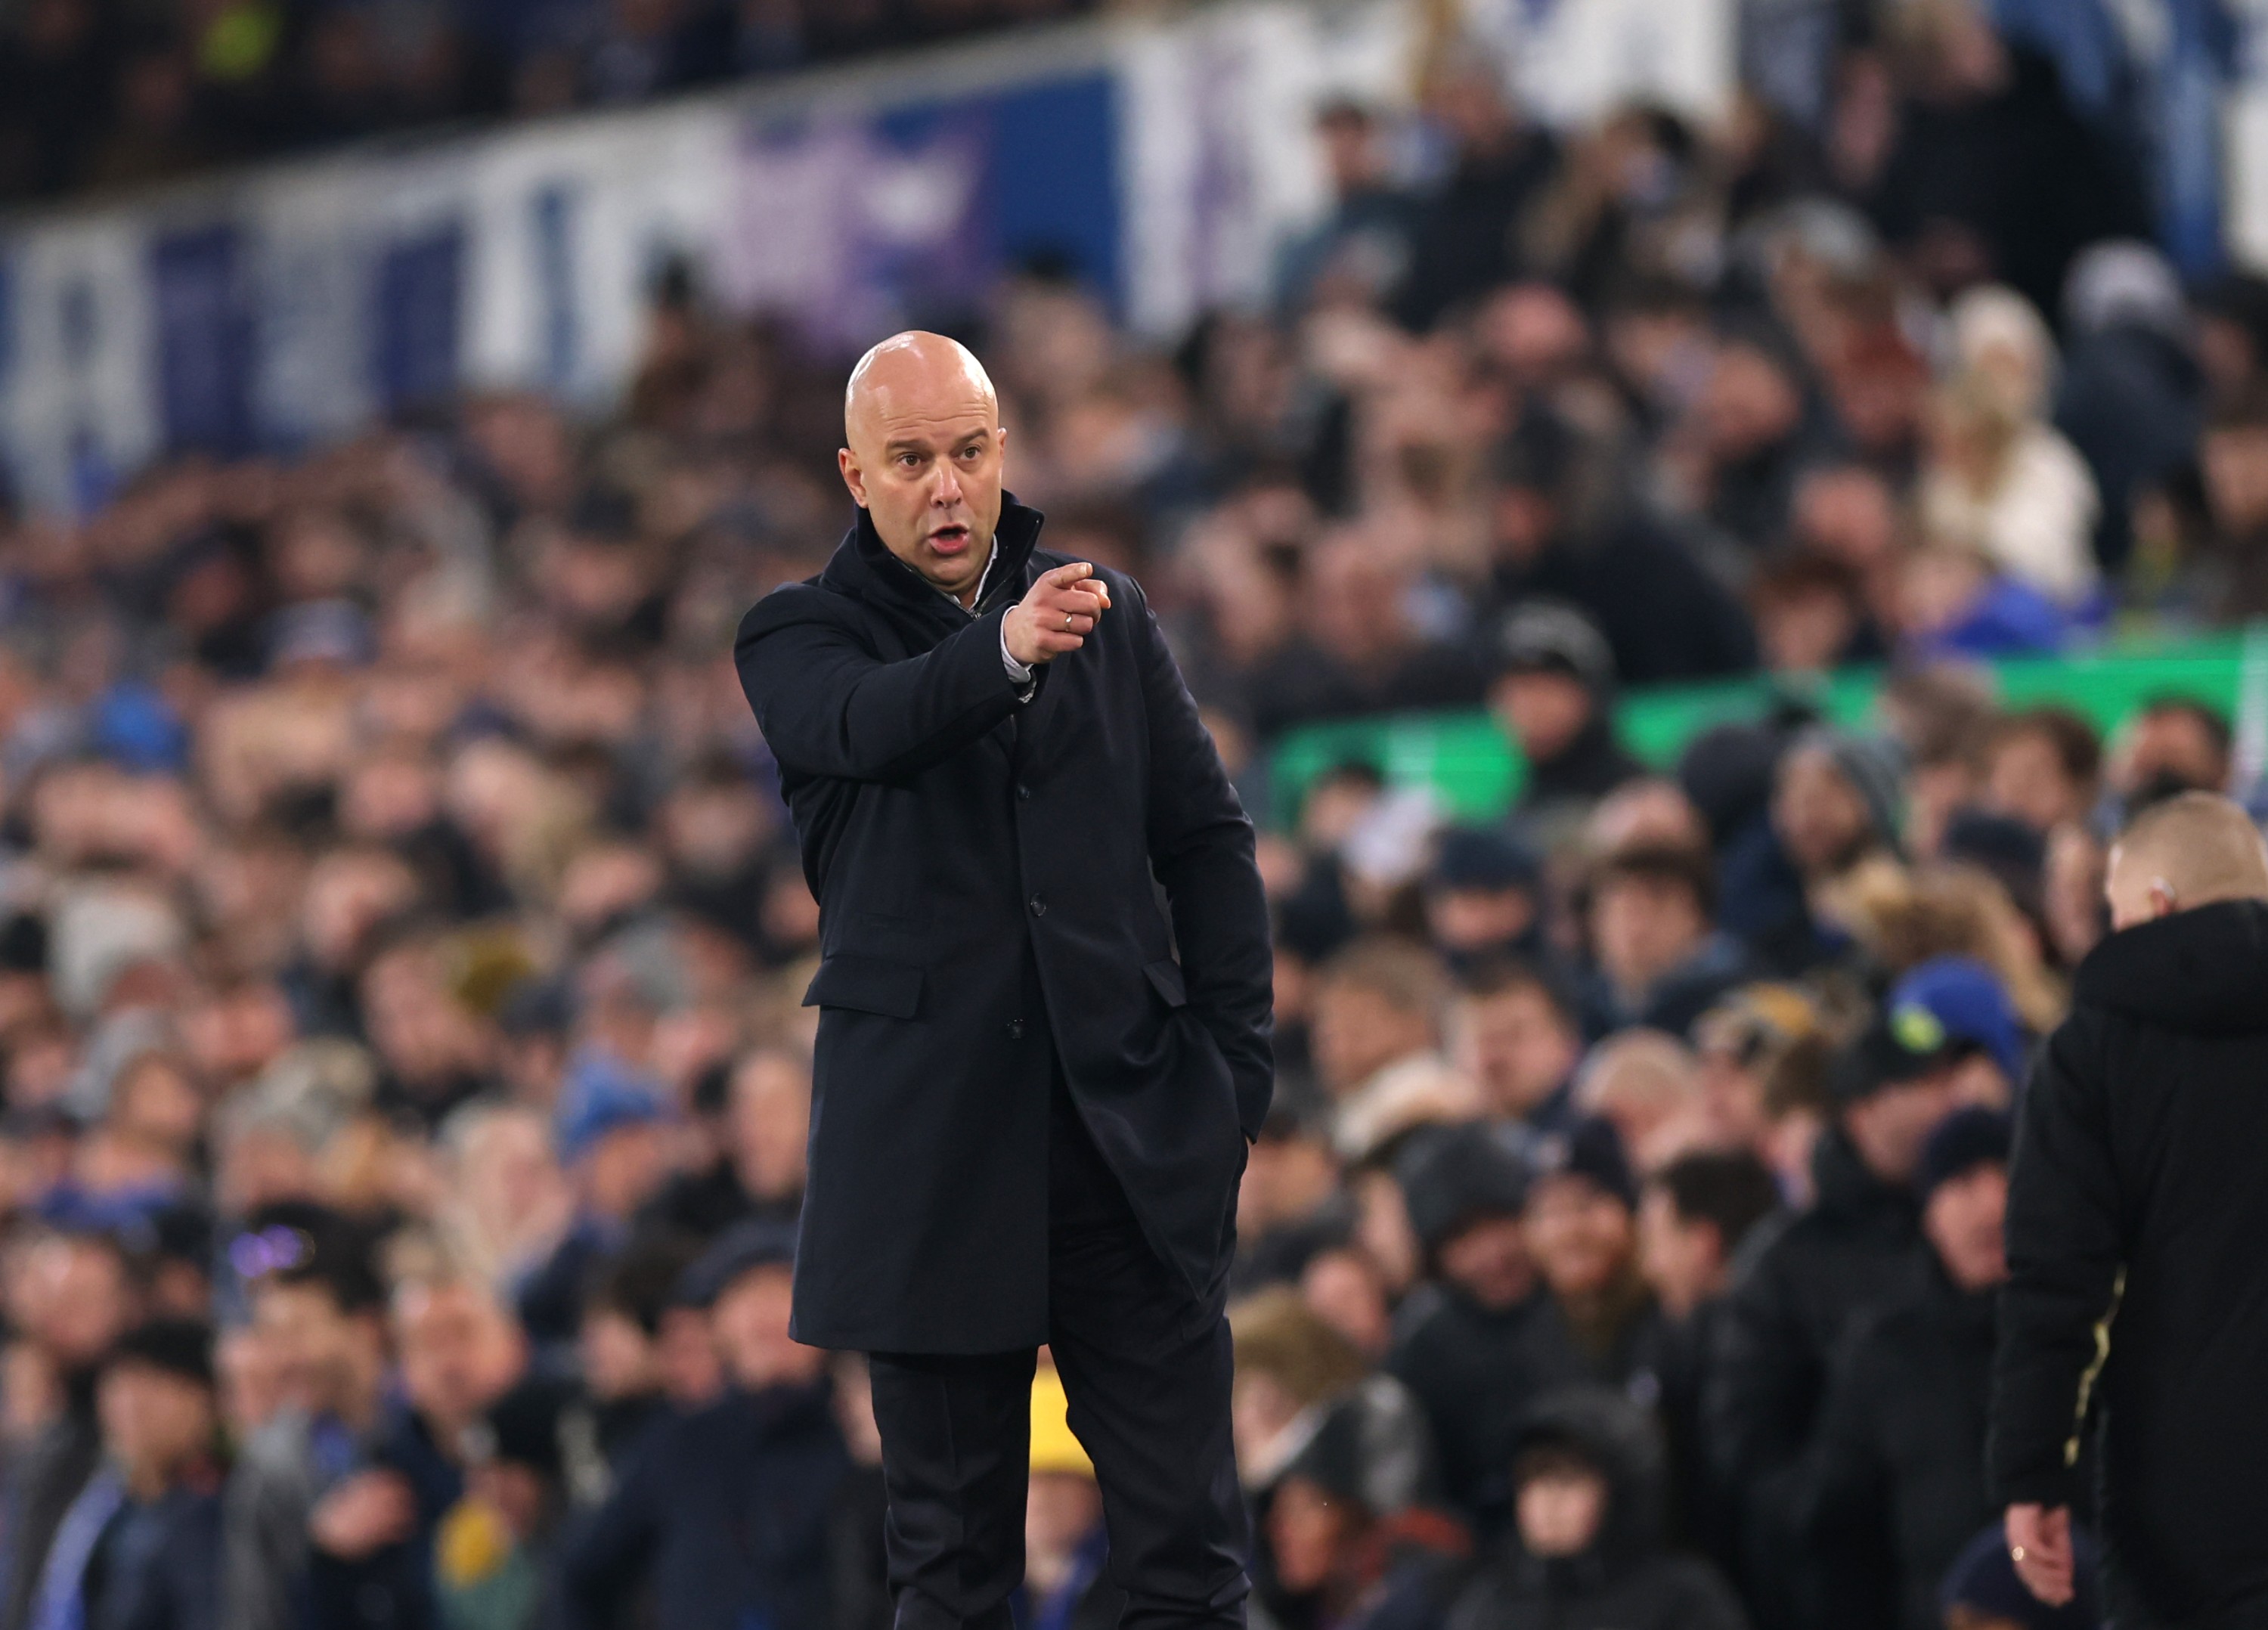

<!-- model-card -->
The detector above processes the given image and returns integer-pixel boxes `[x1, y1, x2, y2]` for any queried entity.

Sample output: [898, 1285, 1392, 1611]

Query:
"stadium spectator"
[1798, 1108, 2012, 1630]
[1437, 1387, 1748, 1630]
[1706, 1013, 1957, 1629]
[562, 1221, 844, 1630]
[1447, 962, 1582, 1134]
[1579, 845, 1749, 1040]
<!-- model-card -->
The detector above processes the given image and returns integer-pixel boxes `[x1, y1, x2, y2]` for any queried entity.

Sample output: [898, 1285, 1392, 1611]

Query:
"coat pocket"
[1142, 957, 1188, 1008]
[801, 953, 923, 1019]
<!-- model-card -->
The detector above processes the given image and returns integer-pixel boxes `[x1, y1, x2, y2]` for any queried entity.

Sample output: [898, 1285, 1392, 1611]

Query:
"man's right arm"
[736, 592, 1030, 784]
[1989, 1014, 2126, 1513]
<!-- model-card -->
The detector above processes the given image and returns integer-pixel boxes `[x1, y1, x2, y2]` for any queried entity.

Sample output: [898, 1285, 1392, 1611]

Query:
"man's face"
[1425, 883, 1535, 954]
[1525, 1175, 1635, 1300]
[395, 1282, 520, 1434]
[100, 1362, 215, 1489]
[1516, 1463, 1607, 1558]
[1267, 1475, 1357, 1593]
[1492, 670, 1592, 764]
[1589, 875, 1706, 996]
[252, 1281, 363, 1417]
[1637, 1187, 1721, 1315]
[1845, 1075, 1957, 1186]
[1435, 1213, 1532, 1312]
[1309, 983, 1430, 1098]
[838, 346, 1006, 603]
[21, 1237, 132, 1369]
[2121, 711, 2229, 798]
[1452, 986, 1578, 1120]
[730, 1052, 810, 1203]
[1984, 730, 2081, 833]
[1924, 1163, 2008, 1292]
[1773, 747, 1873, 875]
[711, 1264, 823, 1393]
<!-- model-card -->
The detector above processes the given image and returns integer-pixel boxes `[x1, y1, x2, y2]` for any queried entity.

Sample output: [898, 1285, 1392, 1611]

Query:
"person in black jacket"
[1439, 1387, 1748, 1630]
[562, 1224, 849, 1630]
[734, 333, 1271, 1630]
[1705, 1015, 1957, 1630]
[1991, 793, 2268, 1627]
[1387, 1123, 1539, 1526]
[1799, 1108, 2013, 1630]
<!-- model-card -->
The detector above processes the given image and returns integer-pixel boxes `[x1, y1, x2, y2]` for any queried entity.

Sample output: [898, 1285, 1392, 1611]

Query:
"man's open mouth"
[929, 525, 971, 553]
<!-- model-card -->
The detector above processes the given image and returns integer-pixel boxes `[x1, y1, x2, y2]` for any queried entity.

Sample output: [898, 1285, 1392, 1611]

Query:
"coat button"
[1007, 1018, 1026, 1040]
[1029, 895, 1047, 917]
[1016, 783, 1031, 801]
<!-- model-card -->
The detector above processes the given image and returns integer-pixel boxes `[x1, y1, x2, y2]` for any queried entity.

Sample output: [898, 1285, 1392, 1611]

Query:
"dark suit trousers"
[866, 1073, 1248, 1630]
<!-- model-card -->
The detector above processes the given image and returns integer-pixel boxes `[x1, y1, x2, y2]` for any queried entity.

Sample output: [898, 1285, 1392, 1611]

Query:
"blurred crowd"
[0, 0, 1095, 198]
[0, 2, 2263, 1629]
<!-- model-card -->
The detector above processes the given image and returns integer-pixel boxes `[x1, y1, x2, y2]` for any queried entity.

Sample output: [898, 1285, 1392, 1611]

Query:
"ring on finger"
[1063, 612, 1074, 631]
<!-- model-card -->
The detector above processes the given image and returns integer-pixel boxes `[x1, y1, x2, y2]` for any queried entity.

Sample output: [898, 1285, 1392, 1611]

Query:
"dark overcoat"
[734, 498, 1272, 1353]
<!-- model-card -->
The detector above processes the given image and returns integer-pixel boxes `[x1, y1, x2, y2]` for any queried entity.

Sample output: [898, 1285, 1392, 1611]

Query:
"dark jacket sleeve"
[1129, 579, 1274, 1136]
[1989, 1013, 2125, 1510]
[736, 588, 1031, 784]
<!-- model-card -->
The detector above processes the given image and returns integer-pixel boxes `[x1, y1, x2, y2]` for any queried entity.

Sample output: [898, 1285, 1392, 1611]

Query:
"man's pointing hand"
[1005, 562, 1112, 668]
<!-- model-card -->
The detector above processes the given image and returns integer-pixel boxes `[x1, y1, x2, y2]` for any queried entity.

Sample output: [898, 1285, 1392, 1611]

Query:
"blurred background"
[0, 2, 2260, 1629]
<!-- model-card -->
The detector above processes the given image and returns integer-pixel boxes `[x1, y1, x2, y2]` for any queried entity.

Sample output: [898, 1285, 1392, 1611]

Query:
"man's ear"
[838, 448, 869, 509]
[2149, 879, 2180, 919]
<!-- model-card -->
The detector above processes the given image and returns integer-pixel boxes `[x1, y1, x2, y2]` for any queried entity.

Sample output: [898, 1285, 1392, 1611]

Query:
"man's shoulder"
[736, 575, 865, 647]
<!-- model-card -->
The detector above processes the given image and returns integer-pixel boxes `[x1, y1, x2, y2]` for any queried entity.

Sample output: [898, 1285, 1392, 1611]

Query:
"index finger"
[1043, 562, 1094, 587]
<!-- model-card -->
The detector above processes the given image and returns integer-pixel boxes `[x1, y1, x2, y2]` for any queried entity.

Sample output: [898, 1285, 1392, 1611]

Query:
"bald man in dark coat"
[735, 333, 1272, 1630]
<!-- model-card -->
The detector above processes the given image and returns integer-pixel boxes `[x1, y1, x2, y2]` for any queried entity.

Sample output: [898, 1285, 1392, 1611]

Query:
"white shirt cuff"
[999, 619, 1035, 698]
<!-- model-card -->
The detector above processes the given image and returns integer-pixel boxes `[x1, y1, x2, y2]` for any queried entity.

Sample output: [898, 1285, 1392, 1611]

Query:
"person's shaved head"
[839, 331, 1007, 605]
[2105, 791, 2268, 931]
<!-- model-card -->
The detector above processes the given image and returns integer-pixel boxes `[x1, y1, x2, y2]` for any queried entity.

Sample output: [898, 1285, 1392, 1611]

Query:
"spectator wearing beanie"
[1519, 1120, 1665, 1398]
[1740, 728, 1907, 980]
[1439, 1387, 1747, 1630]
[1421, 828, 1548, 975]
[1386, 1123, 1540, 1524]
[1886, 958, 2028, 1110]
[1797, 1108, 2013, 1630]
[1706, 1012, 1957, 1630]
[38, 1320, 226, 1630]
[1485, 601, 1648, 823]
